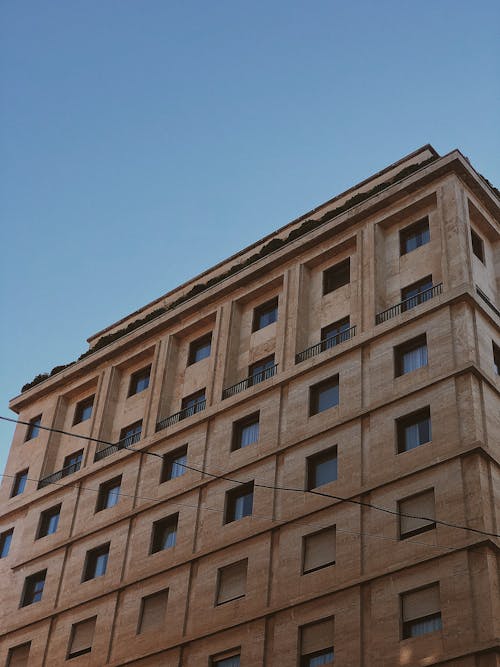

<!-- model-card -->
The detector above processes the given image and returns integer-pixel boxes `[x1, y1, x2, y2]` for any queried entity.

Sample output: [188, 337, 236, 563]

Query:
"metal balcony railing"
[37, 461, 82, 489]
[94, 431, 141, 462]
[156, 399, 207, 432]
[375, 283, 443, 325]
[222, 364, 278, 400]
[476, 285, 500, 318]
[295, 326, 356, 364]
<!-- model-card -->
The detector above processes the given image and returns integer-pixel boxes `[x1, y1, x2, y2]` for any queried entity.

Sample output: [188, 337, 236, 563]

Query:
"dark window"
[493, 342, 500, 375]
[232, 412, 260, 451]
[401, 584, 442, 639]
[151, 514, 178, 553]
[252, 297, 278, 332]
[300, 618, 334, 667]
[323, 258, 350, 295]
[181, 389, 206, 416]
[20, 570, 46, 606]
[25, 415, 41, 441]
[96, 476, 122, 512]
[37, 505, 61, 538]
[82, 543, 110, 581]
[138, 590, 168, 634]
[301, 648, 335, 667]
[6, 642, 31, 666]
[67, 617, 96, 659]
[119, 421, 142, 447]
[471, 229, 485, 263]
[225, 482, 254, 524]
[303, 526, 336, 574]
[400, 218, 430, 255]
[397, 407, 431, 453]
[399, 489, 436, 539]
[0, 528, 14, 558]
[321, 317, 351, 350]
[216, 559, 247, 605]
[248, 355, 275, 386]
[63, 451, 83, 475]
[11, 469, 29, 497]
[307, 447, 338, 490]
[395, 334, 428, 376]
[188, 333, 212, 365]
[128, 366, 151, 396]
[401, 276, 433, 312]
[73, 396, 94, 425]
[161, 446, 188, 482]
[212, 656, 241, 667]
[309, 376, 339, 415]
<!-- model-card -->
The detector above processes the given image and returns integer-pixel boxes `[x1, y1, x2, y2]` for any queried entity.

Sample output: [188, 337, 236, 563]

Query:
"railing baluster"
[156, 399, 207, 433]
[295, 326, 356, 364]
[221, 364, 278, 400]
[375, 283, 442, 325]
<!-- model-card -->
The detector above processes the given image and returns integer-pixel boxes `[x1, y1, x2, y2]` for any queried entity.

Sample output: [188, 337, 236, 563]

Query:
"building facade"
[1, 145, 499, 667]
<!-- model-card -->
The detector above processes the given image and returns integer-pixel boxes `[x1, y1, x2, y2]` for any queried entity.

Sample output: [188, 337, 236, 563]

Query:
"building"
[1, 145, 499, 667]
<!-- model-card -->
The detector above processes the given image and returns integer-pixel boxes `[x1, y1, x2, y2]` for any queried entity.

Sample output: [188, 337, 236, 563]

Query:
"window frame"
[231, 412, 260, 451]
[302, 525, 336, 574]
[119, 420, 142, 447]
[11, 469, 29, 497]
[401, 275, 434, 312]
[188, 333, 212, 365]
[20, 569, 47, 607]
[0, 528, 14, 558]
[492, 341, 500, 375]
[25, 415, 42, 441]
[398, 488, 436, 540]
[128, 365, 151, 397]
[471, 228, 485, 263]
[400, 583, 442, 640]
[73, 395, 95, 425]
[137, 589, 169, 634]
[396, 406, 432, 454]
[224, 482, 254, 524]
[399, 217, 430, 256]
[306, 446, 338, 490]
[394, 334, 428, 377]
[36, 504, 62, 539]
[6, 642, 31, 666]
[63, 450, 83, 474]
[160, 445, 188, 483]
[150, 513, 179, 554]
[248, 355, 275, 387]
[66, 616, 97, 659]
[323, 257, 350, 295]
[309, 375, 340, 416]
[215, 558, 248, 606]
[252, 297, 278, 332]
[82, 543, 110, 582]
[320, 316, 351, 350]
[95, 476, 122, 512]
[180, 389, 206, 415]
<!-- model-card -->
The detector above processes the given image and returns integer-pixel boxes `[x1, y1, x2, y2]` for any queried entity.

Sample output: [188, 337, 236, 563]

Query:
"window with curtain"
[232, 413, 260, 450]
[401, 583, 442, 638]
[395, 334, 428, 376]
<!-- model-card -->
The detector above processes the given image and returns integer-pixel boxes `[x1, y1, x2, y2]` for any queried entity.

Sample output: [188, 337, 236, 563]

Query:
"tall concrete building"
[1, 145, 499, 667]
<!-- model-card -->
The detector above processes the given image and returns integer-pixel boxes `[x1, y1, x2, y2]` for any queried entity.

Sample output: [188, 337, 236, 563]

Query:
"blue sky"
[1, 0, 499, 476]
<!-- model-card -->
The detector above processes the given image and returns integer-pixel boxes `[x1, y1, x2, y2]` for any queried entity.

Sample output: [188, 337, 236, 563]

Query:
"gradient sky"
[1, 1, 499, 477]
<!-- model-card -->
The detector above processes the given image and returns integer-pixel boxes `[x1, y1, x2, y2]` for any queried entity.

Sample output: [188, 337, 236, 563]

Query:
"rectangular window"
[395, 334, 428, 376]
[161, 446, 188, 482]
[321, 317, 350, 350]
[300, 618, 334, 667]
[25, 415, 41, 441]
[225, 482, 254, 524]
[303, 526, 336, 573]
[82, 544, 110, 581]
[11, 469, 29, 497]
[73, 396, 94, 425]
[400, 218, 430, 255]
[119, 421, 142, 447]
[401, 276, 434, 312]
[216, 559, 247, 605]
[471, 229, 485, 263]
[20, 569, 47, 607]
[307, 447, 338, 490]
[181, 389, 206, 416]
[493, 341, 500, 375]
[232, 412, 260, 451]
[37, 504, 61, 539]
[212, 656, 241, 667]
[397, 407, 431, 453]
[188, 333, 212, 365]
[63, 451, 83, 474]
[0, 528, 14, 558]
[6, 642, 31, 667]
[151, 514, 178, 553]
[323, 258, 350, 295]
[248, 355, 275, 386]
[138, 589, 168, 634]
[399, 489, 436, 539]
[309, 376, 339, 416]
[128, 366, 151, 396]
[252, 297, 278, 332]
[401, 583, 442, 639]
[67, 617, 96, 659]
[96, 476, 122, 512]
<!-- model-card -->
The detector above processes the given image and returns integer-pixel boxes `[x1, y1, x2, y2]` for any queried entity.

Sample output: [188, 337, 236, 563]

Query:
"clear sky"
[1, 1, 499, 477]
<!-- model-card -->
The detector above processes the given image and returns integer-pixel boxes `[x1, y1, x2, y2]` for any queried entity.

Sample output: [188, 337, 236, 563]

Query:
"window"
[307, 447, 338, 490]
[181, 389, 206, 416]
[188, 333, 212, 365]
[401, 276, 433, 312]
[323, 258, 350, 295]
[63, 450, 83, 474]
[151, 514, 178, 553]
[252, 297, 278, 332]
[82, 543, 110, 581]
[399, 489, 435, 539]
[0, 528, 14, 558]
[11, 469, 29, 497]
[138, 589, 169, 634]
[37, 504, 61, 538]
[303, 526, 336, 573]
[248, 355, 275, 386]
[6, 642, 31, 667]
[20, 570, 46, 606]
[493, 342, 500, 375]
[300, 618, 334, 667]
[397, 407, 431, 453]
[161, 446, 188, 482]
[400, 218, 430, 255]
[67, 617, 96, 659]
[212, 655, 241, 667]
[401, 583, 442, 639]
[309, 376, 339, 416]
[395, 334, 428, 376]
[216, 559, 247, 605]
[73, 396, 94, 425]
[225, 482, 254, 524]
[96, 476, 122, 512]
[128, 366, 151, 396]
[119, 421, 142, 447]
[232, 412, 260, 451]
[321, 317, 350, 350]
[471, 229, 485, 263]
[25, 415, 41, 441]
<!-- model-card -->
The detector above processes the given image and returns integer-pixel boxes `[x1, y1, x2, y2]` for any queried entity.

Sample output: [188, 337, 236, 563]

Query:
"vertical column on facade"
[281, 263, 302, 370]
[352, 228, 364, 335]
[218, 300, 241, 395]
[35, 395, 67, 481]
[148, 334, 176, 427]
[275, 267, 291, 372]
[143, 338, 168, 437]
[86, 367, 113, 460]
[204, 304, 226, 407]
[362, 223, 379, 329]
[94, 365, 121, 451]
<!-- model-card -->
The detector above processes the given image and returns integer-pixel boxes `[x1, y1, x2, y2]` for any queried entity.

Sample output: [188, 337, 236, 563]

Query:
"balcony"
[476, 285, 500, 318]
[222, 363, 278, 400]
[295, 326, 356, 364]
[94, 431, 141, 462]
[37, 461, 82, 490]
[156, 399, 207, 432]
[375, 283, 443, 325]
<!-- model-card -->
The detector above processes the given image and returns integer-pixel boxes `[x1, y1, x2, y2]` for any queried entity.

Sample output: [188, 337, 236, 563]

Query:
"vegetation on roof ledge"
[21, 155, 450, 393]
